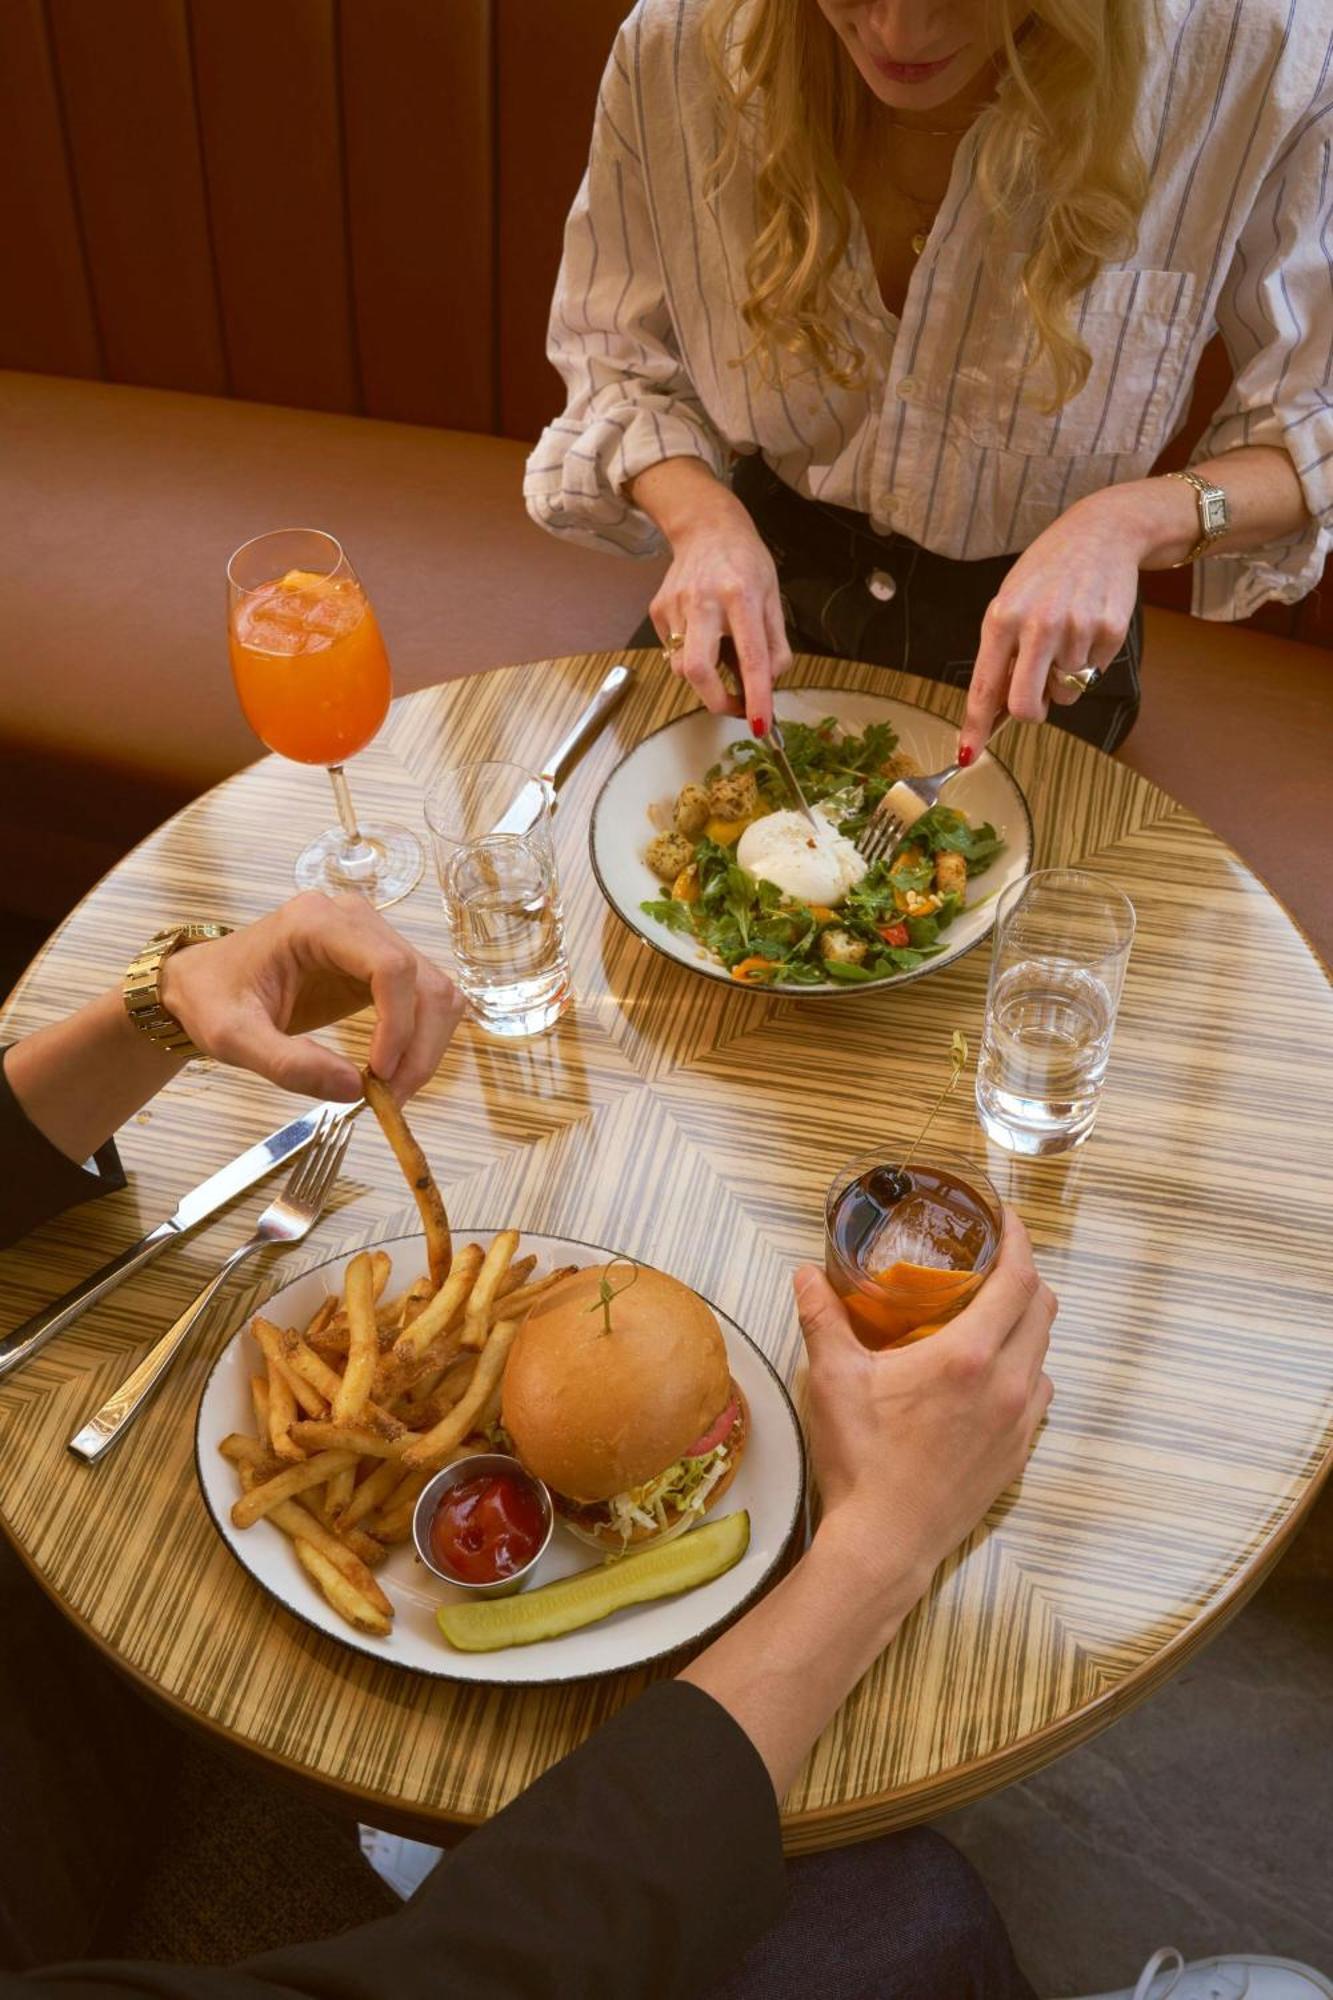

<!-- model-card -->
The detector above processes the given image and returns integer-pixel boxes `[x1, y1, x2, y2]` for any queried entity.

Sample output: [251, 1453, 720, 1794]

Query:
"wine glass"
[227, 529, 423, 909]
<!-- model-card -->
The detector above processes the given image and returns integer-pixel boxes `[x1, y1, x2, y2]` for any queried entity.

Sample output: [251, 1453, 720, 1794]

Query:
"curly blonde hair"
[703, 0, 1149, 410]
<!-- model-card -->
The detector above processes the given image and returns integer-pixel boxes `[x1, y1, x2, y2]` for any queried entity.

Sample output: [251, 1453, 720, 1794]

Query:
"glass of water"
[976, 868, 1135, 1156]
[424, 761, 571, 1038]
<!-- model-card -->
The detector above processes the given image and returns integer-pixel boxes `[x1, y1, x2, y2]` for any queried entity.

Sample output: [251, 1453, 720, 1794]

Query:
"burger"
[500, 1262, 749, 1551]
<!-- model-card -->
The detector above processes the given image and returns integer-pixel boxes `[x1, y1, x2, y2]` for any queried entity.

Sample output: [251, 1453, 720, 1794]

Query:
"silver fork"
[67, 1108, 354, 1464]
[855, 761, 966, 866]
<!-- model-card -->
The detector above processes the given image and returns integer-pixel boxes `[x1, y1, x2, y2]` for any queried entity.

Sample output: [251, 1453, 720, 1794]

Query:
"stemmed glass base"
[294, 821, 424, 910]
[294, 762, 423, 910]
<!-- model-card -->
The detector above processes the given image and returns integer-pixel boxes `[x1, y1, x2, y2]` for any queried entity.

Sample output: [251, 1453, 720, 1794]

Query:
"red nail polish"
[957, 742, 975, 768]
[751, 715, 767, 738]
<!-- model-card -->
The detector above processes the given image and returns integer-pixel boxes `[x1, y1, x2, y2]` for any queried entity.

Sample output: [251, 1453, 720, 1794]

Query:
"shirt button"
[866, 567, 897, 602]
[897, 377, 917, 400]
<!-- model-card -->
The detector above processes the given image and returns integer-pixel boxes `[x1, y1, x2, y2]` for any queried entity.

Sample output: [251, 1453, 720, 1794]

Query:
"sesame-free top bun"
[501, 1264, 731, 1504]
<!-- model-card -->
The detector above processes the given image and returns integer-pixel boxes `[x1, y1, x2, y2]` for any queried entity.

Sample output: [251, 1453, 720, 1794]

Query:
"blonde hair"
[703, 0, 1148, 410]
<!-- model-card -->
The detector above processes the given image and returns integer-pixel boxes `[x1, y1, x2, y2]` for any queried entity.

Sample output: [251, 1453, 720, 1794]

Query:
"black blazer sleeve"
[0, 1049, 127, 1251]
[17, 1682, 785, 2000]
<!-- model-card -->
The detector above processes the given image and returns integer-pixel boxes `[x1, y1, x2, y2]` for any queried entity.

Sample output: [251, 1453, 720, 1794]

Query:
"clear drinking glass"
[424, 761, 571, 1038]
[227, 529, 424, 909]
[976, 868, 1136, 1156]
[825, 1144, 1003, 1349]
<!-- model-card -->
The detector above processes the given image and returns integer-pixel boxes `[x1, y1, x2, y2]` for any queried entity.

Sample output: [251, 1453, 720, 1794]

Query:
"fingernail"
[751, 715, 767, 738]
[957, 742, 975, 768]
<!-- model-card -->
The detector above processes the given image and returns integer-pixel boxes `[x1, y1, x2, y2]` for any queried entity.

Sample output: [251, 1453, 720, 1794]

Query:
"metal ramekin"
[411, 1452, 554, 1600]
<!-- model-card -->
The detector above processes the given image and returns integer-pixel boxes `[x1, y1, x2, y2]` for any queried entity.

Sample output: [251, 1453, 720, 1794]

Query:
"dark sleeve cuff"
[0, 1047, 126, 1251]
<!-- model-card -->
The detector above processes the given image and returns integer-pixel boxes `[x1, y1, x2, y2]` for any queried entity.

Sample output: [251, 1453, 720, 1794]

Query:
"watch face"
[1202, 490, 1229, 535]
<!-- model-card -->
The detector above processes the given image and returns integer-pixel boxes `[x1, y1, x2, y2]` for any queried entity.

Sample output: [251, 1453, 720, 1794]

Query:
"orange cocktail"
[226, 530, 422, 909]
[229, 568, 391, 766]
[825, 1150, 1001, 1349]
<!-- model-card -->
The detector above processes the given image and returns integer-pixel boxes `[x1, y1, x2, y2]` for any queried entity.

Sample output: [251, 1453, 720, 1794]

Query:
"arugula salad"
[639, 717, 1004, 987]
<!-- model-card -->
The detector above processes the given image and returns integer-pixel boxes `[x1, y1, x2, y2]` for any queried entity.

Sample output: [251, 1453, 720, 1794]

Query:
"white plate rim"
[193, 1229, 807, 1686]
[588, 685, 1034, 997]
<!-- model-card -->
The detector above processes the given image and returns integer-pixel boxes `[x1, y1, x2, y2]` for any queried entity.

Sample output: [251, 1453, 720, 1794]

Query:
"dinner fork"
[855, 762, 966, 866]
[67, 1108, 354, 1465]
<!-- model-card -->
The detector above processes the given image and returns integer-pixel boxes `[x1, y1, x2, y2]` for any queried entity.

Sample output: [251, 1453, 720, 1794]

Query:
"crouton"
[674, 784, 711, 837]
[646, 831, 695, 883]
[882, 749, 922, 780]
[935, 850, 968, 899]
[707, 769, 760, 821]
[818, 928, 869, 967]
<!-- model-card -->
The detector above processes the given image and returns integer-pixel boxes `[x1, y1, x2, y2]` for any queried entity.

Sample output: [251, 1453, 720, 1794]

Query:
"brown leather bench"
[1, 1, 1329, 964]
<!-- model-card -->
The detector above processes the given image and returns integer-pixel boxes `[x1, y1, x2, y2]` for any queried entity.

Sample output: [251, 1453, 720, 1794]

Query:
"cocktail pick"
[874, 1031, 970, 1205]
[585, 1257, 640, 1336]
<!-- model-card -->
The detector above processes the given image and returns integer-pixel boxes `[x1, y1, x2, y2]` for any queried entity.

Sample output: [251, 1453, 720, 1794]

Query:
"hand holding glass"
[227, 530, 423, 908]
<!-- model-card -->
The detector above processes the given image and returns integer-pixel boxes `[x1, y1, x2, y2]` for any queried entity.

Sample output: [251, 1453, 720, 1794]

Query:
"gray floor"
[937, 1535, 1333, 1998]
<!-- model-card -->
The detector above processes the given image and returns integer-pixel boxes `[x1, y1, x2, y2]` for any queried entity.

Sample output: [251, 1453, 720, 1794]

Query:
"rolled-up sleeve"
[1191, 100, 1333, 620]
[523, 27, 730, 558]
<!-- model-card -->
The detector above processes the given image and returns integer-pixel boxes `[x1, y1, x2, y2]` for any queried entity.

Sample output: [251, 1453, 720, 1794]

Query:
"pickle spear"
[436, 1511, 751, 1652]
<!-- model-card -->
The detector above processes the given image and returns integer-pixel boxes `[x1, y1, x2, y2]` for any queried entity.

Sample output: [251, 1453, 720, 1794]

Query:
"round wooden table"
[3, 649, 1331, 1852]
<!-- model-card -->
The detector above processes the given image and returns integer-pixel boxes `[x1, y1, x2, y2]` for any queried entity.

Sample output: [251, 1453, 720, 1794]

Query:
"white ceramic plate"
[195, 1230, 806, 1685]
[590, 687, 1033, 995]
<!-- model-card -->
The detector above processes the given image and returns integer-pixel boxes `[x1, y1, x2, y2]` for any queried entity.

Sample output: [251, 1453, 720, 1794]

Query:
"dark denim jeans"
[634, 454, 1143, 756]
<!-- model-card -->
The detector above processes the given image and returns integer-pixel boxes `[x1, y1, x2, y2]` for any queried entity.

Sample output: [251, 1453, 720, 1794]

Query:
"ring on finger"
[662, 630, 687, 654]
[1052, 663, 1103, 696]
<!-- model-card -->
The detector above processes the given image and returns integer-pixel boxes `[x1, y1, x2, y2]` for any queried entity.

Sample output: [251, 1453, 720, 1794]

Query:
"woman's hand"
[795, 1211, 1056, 1601]
[162, 892, 463, 1104]
[959, 488, 1142, 760]
[631, 458, 790, 732]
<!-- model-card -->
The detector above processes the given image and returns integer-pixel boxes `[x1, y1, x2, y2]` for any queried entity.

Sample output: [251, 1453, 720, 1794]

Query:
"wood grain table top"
[3, 648, 1331, 1851]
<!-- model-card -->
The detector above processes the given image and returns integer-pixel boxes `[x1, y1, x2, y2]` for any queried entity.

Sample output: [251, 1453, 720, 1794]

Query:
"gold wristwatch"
[1166, 470, 1230, 566]
[122, 922, 233, 1058]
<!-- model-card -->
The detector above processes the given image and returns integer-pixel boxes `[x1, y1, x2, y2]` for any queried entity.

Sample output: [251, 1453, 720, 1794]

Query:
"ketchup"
[429, 1473, 547, 1584]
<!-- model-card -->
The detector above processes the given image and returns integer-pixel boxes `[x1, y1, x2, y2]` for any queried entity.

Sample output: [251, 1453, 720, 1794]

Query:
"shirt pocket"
[918, 260, 1198, 460]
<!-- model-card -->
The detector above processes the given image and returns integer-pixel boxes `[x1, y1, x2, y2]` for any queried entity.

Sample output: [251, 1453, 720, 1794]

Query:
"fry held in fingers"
[362, 1065, 452, 1285]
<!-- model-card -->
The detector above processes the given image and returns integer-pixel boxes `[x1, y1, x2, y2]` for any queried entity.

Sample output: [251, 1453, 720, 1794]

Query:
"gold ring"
[663, 630, 686, 653]
[1054, 664, 1102, 695]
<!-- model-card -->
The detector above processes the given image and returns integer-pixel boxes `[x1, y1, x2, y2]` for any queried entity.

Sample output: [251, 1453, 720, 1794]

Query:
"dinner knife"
[714, 646, 819, 829]
[493, 663, 635, 837]
[0, 1100, 361, 1381]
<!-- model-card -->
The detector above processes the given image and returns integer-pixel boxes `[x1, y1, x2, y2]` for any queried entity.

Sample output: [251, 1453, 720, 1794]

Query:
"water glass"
[424, 762, 571, 1038]
[976, 868, 1135, 1156]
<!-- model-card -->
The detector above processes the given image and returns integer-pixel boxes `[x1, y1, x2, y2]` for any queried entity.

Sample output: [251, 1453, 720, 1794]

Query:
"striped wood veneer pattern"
[2, 650, 1331, 1851]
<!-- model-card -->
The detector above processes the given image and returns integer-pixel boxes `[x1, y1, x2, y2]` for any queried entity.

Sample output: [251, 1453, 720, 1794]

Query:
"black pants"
[634, 454, 1142, 755]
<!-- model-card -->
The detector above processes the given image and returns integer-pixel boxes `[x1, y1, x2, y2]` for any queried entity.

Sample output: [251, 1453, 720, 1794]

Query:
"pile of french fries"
[219, 1071, 572, 1637]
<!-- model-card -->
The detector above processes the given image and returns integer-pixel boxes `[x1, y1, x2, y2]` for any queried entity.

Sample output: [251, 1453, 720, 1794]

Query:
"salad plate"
[590, 687, 1033, 995]
[195, 1229, 806, 1686]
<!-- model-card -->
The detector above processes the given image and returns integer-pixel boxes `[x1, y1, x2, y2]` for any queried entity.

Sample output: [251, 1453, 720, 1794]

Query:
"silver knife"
[494, 663, 634, 837]
[714, 649, 819, 830]
[0, 1100, 360, 1381]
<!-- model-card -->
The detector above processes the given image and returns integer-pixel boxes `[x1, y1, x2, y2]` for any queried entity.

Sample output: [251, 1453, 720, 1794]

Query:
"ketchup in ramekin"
[430, 1471, 548, 1584]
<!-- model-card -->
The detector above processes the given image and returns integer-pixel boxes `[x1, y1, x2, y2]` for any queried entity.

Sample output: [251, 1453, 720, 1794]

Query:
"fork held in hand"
[67, 1109, 353, 1465]
[855, 761, 967, 867]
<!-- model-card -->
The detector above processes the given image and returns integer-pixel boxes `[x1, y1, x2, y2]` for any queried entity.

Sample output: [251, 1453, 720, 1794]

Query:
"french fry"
[332, 1253, 378, 1424]
[307, 1320, 351, 1361]
[220, 1430, 281, 1478]
[369, 1249, 392, 1302]
[343, 1525, 388, 1568]
[368, 1466, 445, 1543]
[291, 1421, 409, 1460]
[292, 1539, 392, 1637]
[389, 1244, 483, 1368]
[459, 1231, 520, 1350]
[325, 1464, 356, 1518]
[249, 1375, 270, 1440]
[496, 1254, 537, 1300]
[282, 1335, 401, 1435]
[265, 1355, 302, 1461]
[362, 1067, 452, 1286]
[398, 1275, 434, 1330]
[484, 1267, 574, 1328]
[304, 1295, 339, 1342]
[337, 1456, 404, 1532]
[231, 1449, 359, 1529]
[234, 1463, 394, 1620]
[402, 1319, 520, 1467]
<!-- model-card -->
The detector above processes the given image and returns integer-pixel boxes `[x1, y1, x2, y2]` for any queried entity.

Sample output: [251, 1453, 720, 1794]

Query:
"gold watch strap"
[122, 923, 233, 1058]
[1166, 470, 1230, 567]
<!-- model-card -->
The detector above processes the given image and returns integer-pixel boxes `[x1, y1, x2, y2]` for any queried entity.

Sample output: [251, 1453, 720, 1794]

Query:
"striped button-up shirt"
[524, 0, 1333, 623]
